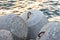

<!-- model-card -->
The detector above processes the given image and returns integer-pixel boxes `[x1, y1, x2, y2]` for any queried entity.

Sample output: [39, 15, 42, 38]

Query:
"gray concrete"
[37, 22, 60, 40]
[0, 30, 13, 40]
[0, 14, 28, 40]
[21, 10, 48, 40]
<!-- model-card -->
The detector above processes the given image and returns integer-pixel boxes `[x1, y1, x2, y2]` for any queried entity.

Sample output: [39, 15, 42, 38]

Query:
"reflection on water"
[0, 1, 15, 9]
[0, 1, 60, 19]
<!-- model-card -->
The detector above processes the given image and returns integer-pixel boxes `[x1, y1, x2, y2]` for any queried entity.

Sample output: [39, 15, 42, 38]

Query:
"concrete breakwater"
[0, 1, 60, 40]
[0, 14, 28, 40]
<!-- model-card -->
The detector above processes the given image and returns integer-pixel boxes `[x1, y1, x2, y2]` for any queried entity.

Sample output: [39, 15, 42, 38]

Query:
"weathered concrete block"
[0, 14, 28, 40]
[37, 22, 60, 40]
[0, 30, 13, 40]
[21, 10, 48, 40]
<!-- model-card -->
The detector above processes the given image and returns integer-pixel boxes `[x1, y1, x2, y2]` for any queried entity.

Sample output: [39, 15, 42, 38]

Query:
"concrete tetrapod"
[0, 30, 13, 40]
[21, 10, 49, 40]
[36, 22, 60, 40]
[0, 14, 28, 40]
[36, 22, 52, 40]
